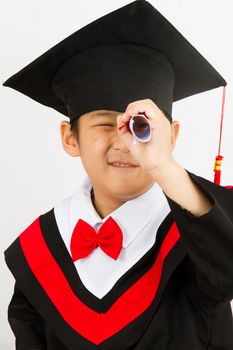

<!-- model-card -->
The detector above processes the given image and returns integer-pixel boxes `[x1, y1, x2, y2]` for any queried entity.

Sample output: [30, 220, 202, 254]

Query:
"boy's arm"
[150, 161, 233, 304]
[150, 160, 215, 217]
[8, 281, 47, 349]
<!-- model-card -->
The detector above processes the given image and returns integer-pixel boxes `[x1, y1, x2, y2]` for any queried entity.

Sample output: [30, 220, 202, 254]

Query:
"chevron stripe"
[19, 216, 180, 345]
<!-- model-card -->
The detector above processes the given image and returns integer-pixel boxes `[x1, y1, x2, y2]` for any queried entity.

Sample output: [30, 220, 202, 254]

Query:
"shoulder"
[4, 192, 74, 262]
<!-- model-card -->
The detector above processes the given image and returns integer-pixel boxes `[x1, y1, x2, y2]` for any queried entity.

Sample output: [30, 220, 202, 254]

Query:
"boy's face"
[60, 109, 179, 202]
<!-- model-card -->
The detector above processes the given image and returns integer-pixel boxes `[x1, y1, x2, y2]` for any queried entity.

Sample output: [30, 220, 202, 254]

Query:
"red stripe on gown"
[19, 216, 180, 345]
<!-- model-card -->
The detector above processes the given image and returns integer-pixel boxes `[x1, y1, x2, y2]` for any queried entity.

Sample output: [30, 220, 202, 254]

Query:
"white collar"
[68, 176, 168, 249]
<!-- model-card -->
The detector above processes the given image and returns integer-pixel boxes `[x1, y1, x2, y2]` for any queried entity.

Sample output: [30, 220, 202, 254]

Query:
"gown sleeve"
[8, 281, 47, 349]
[163, 168, 233, 304]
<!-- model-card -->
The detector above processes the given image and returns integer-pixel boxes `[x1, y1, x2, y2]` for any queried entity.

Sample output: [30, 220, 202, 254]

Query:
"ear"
[170, 120, 180, 150]
[60, 121, 80, 157]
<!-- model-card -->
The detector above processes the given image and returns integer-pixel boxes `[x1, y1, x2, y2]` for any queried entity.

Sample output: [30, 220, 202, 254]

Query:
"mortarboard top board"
[2, 0, 226, 124]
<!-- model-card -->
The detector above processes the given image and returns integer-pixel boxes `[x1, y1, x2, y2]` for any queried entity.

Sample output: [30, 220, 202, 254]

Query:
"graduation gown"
[4, 170, 233, 349]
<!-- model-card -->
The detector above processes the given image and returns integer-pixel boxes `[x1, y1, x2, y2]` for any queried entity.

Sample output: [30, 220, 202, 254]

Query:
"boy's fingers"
[119, 128, 134, 149]
[118, 122, 130, 137]
[117, 114, 129, 134]
[116, 115, 135, 146]
[125, 100, 161, 122]
[117, 113, 128, 123]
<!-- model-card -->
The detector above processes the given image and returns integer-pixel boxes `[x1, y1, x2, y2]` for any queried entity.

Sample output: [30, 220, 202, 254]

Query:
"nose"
[112, 130, 130, 152]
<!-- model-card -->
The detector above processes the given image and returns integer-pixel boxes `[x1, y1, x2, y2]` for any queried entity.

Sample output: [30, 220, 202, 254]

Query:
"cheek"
[83, 134, 109, 164]
[93, 136, 108, 152]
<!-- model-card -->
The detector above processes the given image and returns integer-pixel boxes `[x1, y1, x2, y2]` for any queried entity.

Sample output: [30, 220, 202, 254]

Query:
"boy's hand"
[117, 99, 214, 217]
[117, 99, 176, 177]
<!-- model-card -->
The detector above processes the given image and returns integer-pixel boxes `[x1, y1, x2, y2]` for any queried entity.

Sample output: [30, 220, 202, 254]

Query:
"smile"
[109, 162, 139, 169]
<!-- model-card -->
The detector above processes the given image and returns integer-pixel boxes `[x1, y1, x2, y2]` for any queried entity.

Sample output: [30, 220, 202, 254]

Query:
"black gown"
[4, 170, 233, 350]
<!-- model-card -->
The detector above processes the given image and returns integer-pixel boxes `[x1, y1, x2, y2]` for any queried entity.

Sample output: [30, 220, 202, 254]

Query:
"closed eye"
[97, 124, 115, 127]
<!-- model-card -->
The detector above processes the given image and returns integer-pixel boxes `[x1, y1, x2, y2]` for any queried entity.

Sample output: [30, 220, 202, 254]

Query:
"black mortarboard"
[3, 0, 228, 185]
[3, 0, 226, 123]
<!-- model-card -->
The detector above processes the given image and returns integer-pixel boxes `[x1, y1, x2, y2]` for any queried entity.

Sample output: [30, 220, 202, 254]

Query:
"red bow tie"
[70, 216, 123, 262]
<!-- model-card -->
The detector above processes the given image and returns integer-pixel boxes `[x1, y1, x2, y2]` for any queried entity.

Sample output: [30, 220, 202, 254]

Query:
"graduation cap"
[2, 0, 227, 184]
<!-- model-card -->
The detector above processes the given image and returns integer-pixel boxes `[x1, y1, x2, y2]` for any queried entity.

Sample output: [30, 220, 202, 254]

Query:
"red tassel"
[213, 86, 226, 185]
[213, 154, 223, 185]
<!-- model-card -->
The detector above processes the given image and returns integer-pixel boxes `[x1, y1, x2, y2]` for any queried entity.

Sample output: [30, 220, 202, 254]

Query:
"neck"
[90, 187, 125, 219]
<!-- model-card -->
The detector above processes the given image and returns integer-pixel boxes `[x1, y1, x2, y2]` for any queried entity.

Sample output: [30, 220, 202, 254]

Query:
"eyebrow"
[90, 111, 118, 117]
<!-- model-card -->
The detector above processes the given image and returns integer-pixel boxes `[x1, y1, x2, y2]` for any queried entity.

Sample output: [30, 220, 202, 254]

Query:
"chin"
[111, 185, 143, 199]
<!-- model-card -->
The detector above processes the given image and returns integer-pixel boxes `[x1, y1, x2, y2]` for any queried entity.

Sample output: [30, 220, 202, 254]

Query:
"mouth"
[108, 161, 139, 168]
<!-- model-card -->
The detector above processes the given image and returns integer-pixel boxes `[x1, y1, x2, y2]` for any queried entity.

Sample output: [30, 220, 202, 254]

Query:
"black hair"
[161, 109, 173, 123]
[70, 117, 79, 141]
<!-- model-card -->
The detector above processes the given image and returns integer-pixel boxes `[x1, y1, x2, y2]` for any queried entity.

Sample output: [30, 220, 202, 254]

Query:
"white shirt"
[54, 176, 171, 299]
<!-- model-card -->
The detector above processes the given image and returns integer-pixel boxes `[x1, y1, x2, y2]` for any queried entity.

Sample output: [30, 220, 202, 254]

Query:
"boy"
[3, 1, 233, 349]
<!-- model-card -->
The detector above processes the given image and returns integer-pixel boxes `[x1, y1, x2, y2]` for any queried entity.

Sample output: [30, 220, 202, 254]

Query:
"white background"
[0, 0, 233, 348]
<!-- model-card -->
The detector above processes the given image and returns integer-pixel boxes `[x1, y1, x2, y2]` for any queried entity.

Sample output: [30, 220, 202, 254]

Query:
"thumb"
[117, 118, 135, 149]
